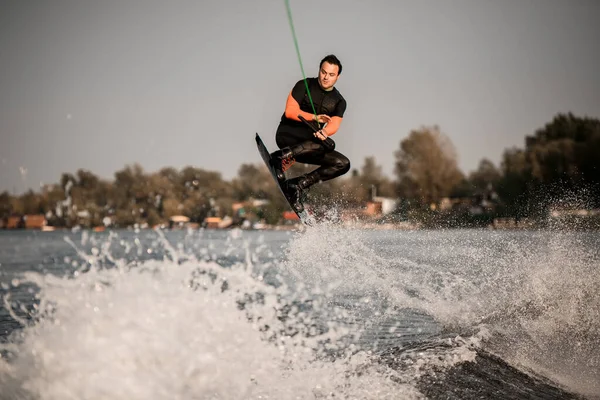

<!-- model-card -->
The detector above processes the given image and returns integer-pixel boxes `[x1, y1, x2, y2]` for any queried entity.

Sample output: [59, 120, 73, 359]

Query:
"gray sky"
[1, 0, 599, 194]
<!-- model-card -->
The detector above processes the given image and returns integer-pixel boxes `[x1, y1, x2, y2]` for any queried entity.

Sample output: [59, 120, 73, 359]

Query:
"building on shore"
[2, 214, 48, 230]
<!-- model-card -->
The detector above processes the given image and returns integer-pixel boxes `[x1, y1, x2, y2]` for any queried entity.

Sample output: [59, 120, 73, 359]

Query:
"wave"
[0, 227, 596, 399]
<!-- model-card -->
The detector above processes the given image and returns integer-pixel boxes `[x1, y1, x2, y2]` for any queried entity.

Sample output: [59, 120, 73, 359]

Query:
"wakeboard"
[255, 133, 314, 225]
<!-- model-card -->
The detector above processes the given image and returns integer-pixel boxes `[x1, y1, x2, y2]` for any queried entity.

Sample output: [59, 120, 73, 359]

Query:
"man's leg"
[270, 140, 327, 182]
[285, 150, 351, 211]
[290, 150, 350, 187]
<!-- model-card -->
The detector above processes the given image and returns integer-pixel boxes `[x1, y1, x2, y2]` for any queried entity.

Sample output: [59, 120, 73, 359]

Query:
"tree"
[394, 126, 464, 206]
[469, 159, 501, 193]
[114, 163, 147, 207]
[359, 156, 395, 198]
[60, 173, 76, 192]
[19, 190, 43, 215]
[525, 113, 600, 208]
[232, 164, 278, 201]
[492, 113, 600, 218]
[337, 157, 395, 205]
[496, 148, 530, 218]
[0, 191, 13, 218]
[69, 169, 108, 226]
[113, 164, 148, 226]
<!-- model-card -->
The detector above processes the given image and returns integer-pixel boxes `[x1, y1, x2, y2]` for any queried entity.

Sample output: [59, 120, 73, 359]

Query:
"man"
[270, 54, 351, 212]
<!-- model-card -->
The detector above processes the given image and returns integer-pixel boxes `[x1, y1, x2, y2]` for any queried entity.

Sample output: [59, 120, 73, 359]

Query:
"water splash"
[282, 226, 599, 398]
[481, 231, 600, 397]
[0, 226, 596, 399]
[0, 230, 424, 400]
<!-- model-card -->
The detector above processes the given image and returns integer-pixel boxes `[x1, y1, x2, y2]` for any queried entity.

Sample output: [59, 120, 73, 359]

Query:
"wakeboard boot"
[284, 173, 319, 213]
[270, 147, 296, 183]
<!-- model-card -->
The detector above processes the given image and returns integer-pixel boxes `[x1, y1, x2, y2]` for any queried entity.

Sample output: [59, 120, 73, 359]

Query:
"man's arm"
[323, 116, 342, 136]
[322, 97, 346, 136]
[284, 91, 316, 123]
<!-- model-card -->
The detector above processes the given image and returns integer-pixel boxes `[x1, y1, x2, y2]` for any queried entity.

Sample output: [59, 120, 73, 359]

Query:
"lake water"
[0, 227, 598, 399]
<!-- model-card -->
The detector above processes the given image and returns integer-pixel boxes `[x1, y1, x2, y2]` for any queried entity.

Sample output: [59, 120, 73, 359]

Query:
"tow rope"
[283, 0, 320, 128]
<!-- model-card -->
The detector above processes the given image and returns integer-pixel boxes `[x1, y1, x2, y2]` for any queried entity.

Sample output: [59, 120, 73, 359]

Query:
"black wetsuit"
[276, 78, 350, 183]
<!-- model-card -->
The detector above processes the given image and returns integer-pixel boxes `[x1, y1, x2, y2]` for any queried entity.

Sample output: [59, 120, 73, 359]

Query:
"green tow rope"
[283, 0, 319, 128]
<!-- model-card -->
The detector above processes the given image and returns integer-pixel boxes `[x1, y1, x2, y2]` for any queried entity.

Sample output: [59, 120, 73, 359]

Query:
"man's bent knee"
[335, 155, 351, 176]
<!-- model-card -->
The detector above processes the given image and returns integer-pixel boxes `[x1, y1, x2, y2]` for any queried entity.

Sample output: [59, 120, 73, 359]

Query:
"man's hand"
[315, 114, 331, 124]
[314, 129, 328, 141]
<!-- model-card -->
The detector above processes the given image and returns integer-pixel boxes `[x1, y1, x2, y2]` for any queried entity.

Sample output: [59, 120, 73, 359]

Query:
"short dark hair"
[320, 54, 342, 75]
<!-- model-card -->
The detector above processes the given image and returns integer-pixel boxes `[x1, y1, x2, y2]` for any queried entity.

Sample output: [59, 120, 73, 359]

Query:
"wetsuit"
[275, 78, 351, 184]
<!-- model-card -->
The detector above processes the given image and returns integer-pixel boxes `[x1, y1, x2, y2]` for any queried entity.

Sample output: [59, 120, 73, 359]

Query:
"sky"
[1, 0, 599, 194]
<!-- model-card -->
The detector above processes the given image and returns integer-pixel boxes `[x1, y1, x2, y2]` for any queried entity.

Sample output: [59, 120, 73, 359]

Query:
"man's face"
[318, 61, 340, 90]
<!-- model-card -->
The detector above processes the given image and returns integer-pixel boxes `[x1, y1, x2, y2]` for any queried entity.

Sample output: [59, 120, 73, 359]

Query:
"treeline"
[1, 113, 599, 228]
[392, 112, 600, 226]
